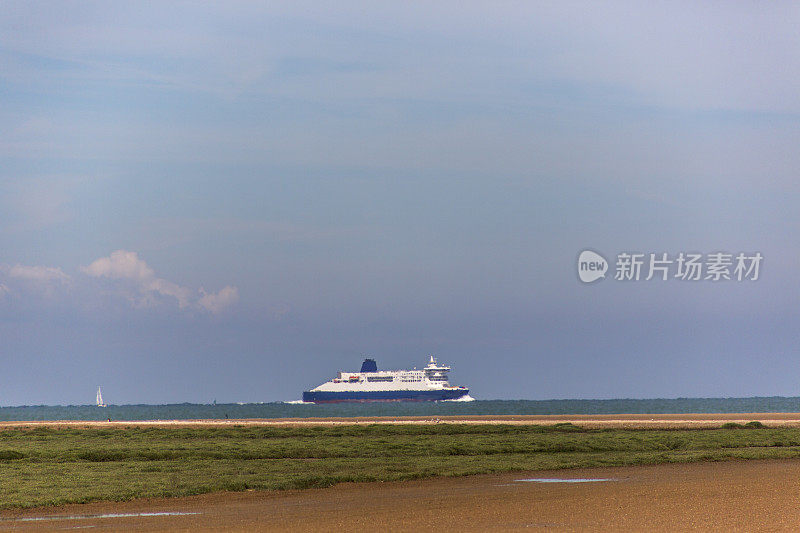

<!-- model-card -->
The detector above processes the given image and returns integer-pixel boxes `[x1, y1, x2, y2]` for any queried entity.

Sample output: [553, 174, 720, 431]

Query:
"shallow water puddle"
[9, 511, 200, 522]
[514, 478, 616, 483]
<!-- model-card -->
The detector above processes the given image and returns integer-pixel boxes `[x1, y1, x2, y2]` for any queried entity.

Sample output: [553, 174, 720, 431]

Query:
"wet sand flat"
[4, 412, 800, 429]
[4, 459, 800, 532]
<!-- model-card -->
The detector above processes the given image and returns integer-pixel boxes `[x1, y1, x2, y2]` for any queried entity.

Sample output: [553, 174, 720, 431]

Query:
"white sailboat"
[96, 387, 107, 407]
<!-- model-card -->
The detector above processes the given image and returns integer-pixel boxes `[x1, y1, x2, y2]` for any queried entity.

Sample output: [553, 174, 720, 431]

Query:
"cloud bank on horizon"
[1, 251, 238, 314]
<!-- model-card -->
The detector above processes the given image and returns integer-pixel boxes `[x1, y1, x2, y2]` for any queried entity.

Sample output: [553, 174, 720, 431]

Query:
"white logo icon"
[578, 250, 608, 283]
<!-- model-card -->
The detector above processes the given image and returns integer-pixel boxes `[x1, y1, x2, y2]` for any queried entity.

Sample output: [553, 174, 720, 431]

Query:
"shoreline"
[3, 412, 800, 429]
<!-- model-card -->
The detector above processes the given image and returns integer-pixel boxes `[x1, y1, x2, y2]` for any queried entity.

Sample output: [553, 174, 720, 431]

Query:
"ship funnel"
[360, 358, 378, 372]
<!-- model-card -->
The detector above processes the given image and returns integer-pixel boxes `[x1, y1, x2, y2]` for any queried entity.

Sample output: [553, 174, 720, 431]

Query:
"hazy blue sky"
[1, 2, 799, 404]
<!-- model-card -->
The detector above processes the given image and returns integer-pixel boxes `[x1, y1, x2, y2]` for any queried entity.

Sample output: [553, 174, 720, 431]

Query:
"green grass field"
[3, 423, 800, 509]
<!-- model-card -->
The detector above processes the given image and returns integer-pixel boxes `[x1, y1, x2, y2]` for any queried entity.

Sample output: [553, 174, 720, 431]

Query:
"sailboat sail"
[96, 387, 107, 407]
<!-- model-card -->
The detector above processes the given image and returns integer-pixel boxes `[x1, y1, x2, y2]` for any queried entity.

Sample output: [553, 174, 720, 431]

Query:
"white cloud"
[81, 250, 237, 313]
[0, 263, 70, 299]
[81, 250, 154, 281]
[7, 264, 70, 283]
[198, 286, 239, 313]
[147, 278, 192, 309]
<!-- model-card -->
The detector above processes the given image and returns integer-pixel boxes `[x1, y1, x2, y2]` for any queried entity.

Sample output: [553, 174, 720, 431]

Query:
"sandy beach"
[3, 412, 800, 430]
[4, 458, 800, 532]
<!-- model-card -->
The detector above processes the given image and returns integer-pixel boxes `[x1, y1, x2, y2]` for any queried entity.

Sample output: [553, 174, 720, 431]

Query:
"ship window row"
[367, 376, 395, 382]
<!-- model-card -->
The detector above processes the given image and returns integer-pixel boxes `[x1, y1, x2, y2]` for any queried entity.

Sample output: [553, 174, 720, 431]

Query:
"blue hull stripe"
[302, 389, 469, 403]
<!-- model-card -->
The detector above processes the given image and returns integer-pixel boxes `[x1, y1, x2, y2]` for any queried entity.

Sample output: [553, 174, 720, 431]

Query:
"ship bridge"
[423, 355, 450, 383]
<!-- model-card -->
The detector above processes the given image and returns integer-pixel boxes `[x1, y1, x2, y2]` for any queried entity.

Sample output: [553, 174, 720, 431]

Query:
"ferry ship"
[302, 356, 470, 403]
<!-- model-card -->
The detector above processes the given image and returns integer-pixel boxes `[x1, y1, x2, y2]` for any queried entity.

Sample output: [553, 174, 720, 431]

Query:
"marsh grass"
[2, 423, 800, 508]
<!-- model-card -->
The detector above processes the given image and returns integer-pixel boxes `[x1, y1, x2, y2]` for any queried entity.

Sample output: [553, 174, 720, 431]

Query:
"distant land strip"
[5, 413, 800, 429]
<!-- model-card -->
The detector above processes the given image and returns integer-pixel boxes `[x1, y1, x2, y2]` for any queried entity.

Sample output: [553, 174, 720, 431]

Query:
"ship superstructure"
[302, 356, 469, 403]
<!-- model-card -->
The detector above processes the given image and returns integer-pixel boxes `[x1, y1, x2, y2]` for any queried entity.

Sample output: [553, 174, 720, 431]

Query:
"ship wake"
[442, 394, 475, 402]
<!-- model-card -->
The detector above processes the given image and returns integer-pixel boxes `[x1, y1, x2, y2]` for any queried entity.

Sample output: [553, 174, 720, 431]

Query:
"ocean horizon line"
[3, 395, 800, 409]
[1, 397, 800, 422]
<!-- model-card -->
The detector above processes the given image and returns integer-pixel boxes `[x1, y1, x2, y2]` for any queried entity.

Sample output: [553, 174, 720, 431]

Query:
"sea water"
[2, 397, 800, 421]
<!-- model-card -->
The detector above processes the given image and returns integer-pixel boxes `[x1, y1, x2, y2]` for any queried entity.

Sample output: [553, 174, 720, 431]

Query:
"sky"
[1, 2, 799, 405]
